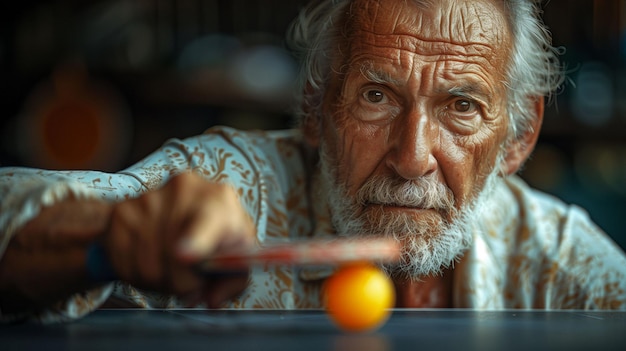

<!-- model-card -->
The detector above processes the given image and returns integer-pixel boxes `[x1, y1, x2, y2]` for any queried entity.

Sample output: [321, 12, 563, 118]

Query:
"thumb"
[175, 188, 255, 263]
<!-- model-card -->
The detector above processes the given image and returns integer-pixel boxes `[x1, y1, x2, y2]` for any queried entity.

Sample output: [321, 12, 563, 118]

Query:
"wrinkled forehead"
[345, 0, 511, 62]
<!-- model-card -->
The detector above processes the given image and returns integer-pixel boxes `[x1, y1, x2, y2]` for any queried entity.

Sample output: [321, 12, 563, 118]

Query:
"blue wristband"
[86, 242, 118, 282]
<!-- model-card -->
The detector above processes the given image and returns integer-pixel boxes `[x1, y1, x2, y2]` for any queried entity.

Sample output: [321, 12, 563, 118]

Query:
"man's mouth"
[366, 202, 437, 212]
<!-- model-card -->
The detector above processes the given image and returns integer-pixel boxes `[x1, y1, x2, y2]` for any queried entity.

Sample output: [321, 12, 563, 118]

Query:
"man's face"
[312, 0, 513, 277]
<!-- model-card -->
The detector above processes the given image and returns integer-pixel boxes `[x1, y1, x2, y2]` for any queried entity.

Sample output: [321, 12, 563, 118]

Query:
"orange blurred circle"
[16, 62, 132, 171]
[324, 262, 395, 332]
[41, 100, 101, 166]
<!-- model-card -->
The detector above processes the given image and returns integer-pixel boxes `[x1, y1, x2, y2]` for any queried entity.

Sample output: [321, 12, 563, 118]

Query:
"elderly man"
[1, 0, 625, 322]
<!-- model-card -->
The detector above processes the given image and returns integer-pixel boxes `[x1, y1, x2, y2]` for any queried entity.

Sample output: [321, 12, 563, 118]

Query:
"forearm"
[0, 198, 113, 314]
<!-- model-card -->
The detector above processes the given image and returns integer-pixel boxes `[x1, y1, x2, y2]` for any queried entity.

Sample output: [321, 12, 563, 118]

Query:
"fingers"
[103, 172, 255, 303]
[167, 175, 255, 299]
[175, 179, 256, 262]
[205, 273, 250, 308]
[183, 272, 250, 308]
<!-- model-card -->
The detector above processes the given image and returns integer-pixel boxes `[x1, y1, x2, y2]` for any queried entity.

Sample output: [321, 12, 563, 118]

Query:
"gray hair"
[286, 0, 565, 142]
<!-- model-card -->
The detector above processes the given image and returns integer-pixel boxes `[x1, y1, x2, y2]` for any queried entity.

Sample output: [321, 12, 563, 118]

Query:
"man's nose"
[385, 111, 438, 180]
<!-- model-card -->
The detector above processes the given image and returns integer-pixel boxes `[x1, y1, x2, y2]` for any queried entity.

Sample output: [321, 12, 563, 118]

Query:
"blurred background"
[0, 0, 624, 250]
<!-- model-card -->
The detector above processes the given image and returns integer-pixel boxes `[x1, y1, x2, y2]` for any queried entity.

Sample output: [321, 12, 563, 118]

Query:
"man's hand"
[104, 172, 255, 307]
[0, 172, 256, 313]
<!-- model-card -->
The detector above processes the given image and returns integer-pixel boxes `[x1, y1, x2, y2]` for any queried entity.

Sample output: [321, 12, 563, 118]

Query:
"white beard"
[317, 142, 502, 279]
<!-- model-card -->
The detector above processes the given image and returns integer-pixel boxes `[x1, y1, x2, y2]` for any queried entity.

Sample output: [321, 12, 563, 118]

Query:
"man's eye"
[363, 89, 386, 103]
[453, 99, 473, 112]
[447, 98, 481, 116]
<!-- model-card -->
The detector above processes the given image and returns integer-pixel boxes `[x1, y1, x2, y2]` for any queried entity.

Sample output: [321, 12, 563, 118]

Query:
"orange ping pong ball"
[324, 262, 395, 332]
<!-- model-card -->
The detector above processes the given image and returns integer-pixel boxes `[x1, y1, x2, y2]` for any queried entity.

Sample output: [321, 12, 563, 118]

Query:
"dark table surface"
[1, 309, 625, 351]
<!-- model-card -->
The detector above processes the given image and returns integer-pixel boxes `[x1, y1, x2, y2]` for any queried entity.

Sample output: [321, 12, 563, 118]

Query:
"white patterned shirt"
[1, 126, 625, 323]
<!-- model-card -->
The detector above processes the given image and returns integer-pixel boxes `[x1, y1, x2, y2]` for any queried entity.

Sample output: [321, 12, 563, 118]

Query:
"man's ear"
[502, 97, 544, 175]
[303, 114, 321, 148]
[301, 83, 322, 148]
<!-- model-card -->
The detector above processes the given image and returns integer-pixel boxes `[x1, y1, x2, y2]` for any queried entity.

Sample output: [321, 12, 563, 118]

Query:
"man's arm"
[0, 196, 112, 314]
[0, 172, 255, 317]
[0, 130, 264, 321]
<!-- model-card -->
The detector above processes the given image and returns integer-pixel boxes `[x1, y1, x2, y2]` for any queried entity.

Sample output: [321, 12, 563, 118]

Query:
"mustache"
[355, 175, 455, 210]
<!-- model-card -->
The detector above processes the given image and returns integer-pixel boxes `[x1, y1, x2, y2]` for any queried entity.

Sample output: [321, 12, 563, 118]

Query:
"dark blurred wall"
[0, 0, 625, 249]
[0, 0, 306, 171]
[523, 0, 626, 250]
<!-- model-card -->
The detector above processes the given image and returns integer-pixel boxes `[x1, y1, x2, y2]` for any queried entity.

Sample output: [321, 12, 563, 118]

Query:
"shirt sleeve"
[0, 169, 142, 323]
[502, 176, 626, 310]
[549, 204, 626, 309]
[454, 176, 626, 310]
[0, 127, 265, 322]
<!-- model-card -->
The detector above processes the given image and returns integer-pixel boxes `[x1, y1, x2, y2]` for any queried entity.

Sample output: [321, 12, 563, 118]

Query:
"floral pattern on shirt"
[1, 126, 625, 323]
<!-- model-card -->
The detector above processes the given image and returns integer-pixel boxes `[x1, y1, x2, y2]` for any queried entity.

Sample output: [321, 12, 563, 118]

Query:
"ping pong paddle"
[197, 237, 401, 272]
[86, 237, 401, 282]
